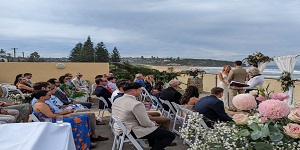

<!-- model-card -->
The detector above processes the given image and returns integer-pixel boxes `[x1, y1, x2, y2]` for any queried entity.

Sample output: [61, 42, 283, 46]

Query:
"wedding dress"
[219, 72, 229, 108]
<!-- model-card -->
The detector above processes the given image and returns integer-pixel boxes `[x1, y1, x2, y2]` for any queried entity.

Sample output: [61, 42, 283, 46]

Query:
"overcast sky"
[1, 0, 300, 61]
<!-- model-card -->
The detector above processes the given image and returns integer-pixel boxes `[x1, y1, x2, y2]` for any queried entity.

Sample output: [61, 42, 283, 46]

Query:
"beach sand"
[150, 65, 300, 103]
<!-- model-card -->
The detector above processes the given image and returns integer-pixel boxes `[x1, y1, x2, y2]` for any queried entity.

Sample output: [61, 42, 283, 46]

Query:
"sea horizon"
[159, 65, 300, 80]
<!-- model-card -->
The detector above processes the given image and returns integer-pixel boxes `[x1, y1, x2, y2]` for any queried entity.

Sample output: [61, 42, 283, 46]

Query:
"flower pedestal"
[187, 78, 203, 92]
[285, 86, 294, 106]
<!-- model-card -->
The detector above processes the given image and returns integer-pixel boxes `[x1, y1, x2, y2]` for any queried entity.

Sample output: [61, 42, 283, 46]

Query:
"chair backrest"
[99, 96, 109, 107]
[151, 96, 163, 111]
[159, 98, 177, 115]
[29, 114, 40, 122]
[139, 87, 151, 102]
[90, 83, 96, 95]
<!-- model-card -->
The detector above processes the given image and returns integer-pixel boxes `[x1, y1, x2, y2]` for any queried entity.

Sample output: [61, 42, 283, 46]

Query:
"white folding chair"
[151, 96, 163, 111]
[171, 103, 186, 136]
[159, 99, 177, 119]
[90, 83, 96, 96]
[1, 85, 23, 98]
[97, 97, 112, 122]
[29, 114, 40, 122]
[111, 116, 145, 150]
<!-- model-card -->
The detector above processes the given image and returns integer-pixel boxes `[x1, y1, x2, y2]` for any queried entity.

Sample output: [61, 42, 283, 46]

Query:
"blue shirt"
[136, 79, 146, 87]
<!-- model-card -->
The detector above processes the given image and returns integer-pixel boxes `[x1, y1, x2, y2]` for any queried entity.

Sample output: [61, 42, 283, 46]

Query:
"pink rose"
[259, 117, 268, 123]
[256, 95, 266, 101]
[232, 114, 249, 125]
[270, 93, 289, 101]
[288, 109, 300, 123]
[283, 123, 300, 139]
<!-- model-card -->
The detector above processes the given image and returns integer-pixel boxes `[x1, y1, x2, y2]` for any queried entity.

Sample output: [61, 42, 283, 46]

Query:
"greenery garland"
[278, 71, 295, 92]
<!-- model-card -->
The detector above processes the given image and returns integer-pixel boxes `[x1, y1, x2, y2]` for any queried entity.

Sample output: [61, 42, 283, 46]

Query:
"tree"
[28, 52, 40, 62]
[111, 47, 120, 62]
[69, 42, 83, 62]
[80, 36, 94, 62]
[94, 42, 109, 62]
[0, 49, 5, 53]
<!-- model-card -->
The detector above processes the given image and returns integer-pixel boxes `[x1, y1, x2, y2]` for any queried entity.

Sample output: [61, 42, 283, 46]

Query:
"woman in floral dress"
[32, 90, 92, 150]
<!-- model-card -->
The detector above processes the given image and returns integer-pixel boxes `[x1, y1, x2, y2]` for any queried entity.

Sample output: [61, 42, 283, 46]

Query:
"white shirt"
[111, 89, 120, 103]
[244, 75, 264, 89]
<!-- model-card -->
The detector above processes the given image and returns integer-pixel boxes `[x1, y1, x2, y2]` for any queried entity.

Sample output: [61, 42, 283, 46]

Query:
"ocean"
[183, 65, 300, 80]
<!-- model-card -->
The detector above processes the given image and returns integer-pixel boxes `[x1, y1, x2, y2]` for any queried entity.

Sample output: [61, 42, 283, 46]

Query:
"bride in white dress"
[218, 65, 231, 108]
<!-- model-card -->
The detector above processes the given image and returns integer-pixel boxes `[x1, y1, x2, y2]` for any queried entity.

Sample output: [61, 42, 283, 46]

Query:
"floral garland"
[278, 71, 295, 92]
[243, 52, 273, 67]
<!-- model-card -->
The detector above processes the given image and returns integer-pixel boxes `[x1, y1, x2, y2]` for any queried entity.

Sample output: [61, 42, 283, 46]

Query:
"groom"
[227, 61, 248, 111]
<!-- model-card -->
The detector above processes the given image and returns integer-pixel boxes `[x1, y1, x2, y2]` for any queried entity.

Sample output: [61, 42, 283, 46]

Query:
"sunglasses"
[102, 80, 108, 82]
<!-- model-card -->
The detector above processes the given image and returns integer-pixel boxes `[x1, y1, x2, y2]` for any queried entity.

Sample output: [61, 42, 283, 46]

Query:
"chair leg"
[127, 134, 143, 150]
[97, 109, 102, 122]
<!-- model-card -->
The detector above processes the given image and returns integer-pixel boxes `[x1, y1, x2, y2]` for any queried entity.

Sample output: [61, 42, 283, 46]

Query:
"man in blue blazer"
[194, 87, 232, 127]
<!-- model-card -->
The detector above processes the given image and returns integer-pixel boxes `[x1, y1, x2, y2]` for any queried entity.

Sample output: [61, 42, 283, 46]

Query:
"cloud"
[0, 0, 300, 60]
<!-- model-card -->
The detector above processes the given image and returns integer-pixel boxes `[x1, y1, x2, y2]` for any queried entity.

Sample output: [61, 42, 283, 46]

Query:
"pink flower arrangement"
[283, 123, 300, 139]
[270, 93, 289, 101]
[258, 100, 290, 119]
[232, 94, 257, 110]
[288, 109, 300, 123]
[232, 114, 249, 125]
[256, 95, 266, 101]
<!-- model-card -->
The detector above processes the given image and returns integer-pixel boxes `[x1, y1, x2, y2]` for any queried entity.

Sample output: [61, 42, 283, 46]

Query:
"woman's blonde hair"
[144, 75, 154, 85]
[222, 65, 231, 72]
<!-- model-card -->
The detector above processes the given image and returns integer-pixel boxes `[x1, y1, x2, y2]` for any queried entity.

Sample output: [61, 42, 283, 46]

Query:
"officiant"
[233, 67, 264, 93]
[244, 67, 264, 93]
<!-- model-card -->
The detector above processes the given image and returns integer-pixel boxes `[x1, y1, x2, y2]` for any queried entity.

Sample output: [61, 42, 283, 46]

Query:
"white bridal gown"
[219, 72, 229, 108]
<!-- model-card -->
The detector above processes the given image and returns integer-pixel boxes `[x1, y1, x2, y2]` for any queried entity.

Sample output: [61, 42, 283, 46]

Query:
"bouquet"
[244, 52, 273, 67]
[183, 67, 206, 78]
[278, 71, 295, 92]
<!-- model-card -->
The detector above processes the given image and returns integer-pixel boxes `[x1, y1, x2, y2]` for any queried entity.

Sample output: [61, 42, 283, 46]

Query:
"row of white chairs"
[139, 87, 209, 146]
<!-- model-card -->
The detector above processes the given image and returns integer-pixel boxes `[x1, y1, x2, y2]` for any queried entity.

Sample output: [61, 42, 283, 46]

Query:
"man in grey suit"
[227, 61, 248, 111]
[112, 82, 175, 150]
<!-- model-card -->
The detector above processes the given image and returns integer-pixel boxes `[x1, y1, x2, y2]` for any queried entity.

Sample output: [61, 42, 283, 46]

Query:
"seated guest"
[0, 101, 30, 122]
[64, 73, 83, 92]
[180, 86, 199, 109]
[94, 78, 112, 109]
[151, 81, 164, 97]
[32, 90, 95, 149]
[14, 74, 23, 86]
[107, 77, 118, 92]
[71, 73, 89, 92]
[134, 73, 146, 87]
[23, 73, 33, 87]
[112, 80, 129, 102]
[48, 78, 92, 109]
[17, 77, 34, 93]
[194, 87, 232, 127]
[144, 75, 154, 93]
[0, 108, 19, 123]
[243, 67, 264, 93]
[45, 82, 109, 140]
[112, 82, 175, 149]
[160, 79, 182, 111]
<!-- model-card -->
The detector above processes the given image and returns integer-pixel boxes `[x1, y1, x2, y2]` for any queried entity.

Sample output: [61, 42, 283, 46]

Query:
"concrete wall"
[0, 62, 109, 85]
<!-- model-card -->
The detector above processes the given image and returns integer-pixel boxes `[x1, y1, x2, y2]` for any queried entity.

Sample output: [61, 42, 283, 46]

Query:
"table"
[0, 122, 76, 150]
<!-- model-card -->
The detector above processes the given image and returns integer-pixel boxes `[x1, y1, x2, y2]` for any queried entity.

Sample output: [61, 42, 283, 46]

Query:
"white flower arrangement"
[8, 93, 32, 103]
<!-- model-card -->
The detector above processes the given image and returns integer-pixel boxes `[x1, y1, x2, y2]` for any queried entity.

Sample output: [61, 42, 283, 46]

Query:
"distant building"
[0, 53, 8, 62]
